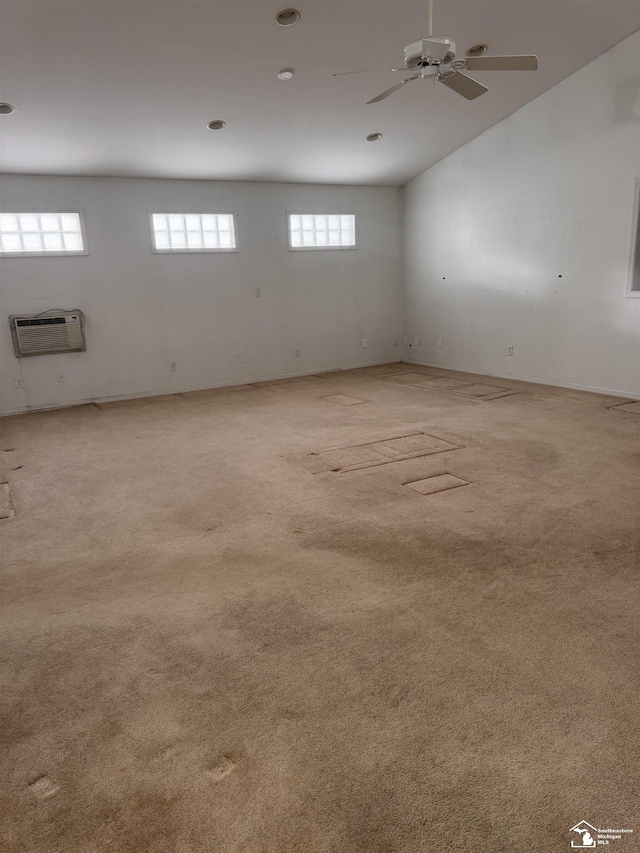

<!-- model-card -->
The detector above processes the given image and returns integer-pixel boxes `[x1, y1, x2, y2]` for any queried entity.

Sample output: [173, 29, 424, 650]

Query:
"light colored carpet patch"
[450, 383, 510, 398]
[310, 431, 462, 473]
[0, 482, 15, 519]
[478, 390, 520, 400]
[96, 394, 182, 409]
[321, 395, 367, 406]
[414, 377, 473, 390]
[206, 756, 236, 782]
[314, 445, 391, 471]
[404, 474, 470, 495]
[611, 401, 640, 415]
[179, 384, 254, 397]
[376, 434, 456, 456]
[380, 372, 435, 384]
[27, 776, 60, 800]
[380, 373, 518, 400]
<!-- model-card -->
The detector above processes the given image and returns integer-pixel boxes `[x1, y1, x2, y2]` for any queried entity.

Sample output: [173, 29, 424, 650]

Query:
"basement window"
[151, 213, 237, 252]
[628, 179, 640, 296]
[0, 212, 85, 256]
[288, 213, 357, 250]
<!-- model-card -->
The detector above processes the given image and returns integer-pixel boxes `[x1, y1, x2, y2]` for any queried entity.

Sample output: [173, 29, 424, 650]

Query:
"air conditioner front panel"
[9, 310, 86, 357]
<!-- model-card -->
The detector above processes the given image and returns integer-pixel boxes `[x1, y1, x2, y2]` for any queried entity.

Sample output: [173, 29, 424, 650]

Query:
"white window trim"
[626, 178, 640, 297]
[149, 210, 240, 254]
[287, 210, 358, 252]
[0, 209, 89, 258]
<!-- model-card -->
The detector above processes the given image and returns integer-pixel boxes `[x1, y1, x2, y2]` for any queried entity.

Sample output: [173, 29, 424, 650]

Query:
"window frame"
[627, 178, 640, 297]
[149, 210, 240, 254]
[286, 211, 358, 252]
[0, 209, 89, 258]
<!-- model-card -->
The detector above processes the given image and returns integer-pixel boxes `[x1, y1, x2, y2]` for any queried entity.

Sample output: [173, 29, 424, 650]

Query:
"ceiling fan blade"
[439, 70, 488, 100]
[331, 67, 407, 77]
[464, 54, 538, 71]
[367, 75, 419, 104]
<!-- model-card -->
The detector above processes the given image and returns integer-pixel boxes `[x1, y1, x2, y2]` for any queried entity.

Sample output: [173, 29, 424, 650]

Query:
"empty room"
[1, 1, 639, 850]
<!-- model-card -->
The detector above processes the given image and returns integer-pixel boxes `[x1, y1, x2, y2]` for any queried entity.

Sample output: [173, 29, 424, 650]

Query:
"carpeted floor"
[1, 363, 638, 852]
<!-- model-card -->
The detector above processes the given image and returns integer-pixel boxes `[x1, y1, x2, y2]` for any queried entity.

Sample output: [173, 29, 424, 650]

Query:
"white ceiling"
[0, 0, 638, 186]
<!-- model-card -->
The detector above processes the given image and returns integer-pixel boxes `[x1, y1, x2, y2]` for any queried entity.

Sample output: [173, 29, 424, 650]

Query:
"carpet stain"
[320, 394, 368, 406]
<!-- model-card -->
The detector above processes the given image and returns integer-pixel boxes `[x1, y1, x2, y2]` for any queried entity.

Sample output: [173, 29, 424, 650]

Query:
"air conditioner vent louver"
[9, 309, 86, 357]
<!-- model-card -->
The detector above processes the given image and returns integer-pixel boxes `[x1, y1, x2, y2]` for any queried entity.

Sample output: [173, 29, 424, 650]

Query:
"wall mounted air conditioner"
[9, 309, 86, 357]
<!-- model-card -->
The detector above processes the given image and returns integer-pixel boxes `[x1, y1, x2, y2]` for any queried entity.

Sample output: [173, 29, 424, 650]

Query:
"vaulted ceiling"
[0, 0, 638, 185]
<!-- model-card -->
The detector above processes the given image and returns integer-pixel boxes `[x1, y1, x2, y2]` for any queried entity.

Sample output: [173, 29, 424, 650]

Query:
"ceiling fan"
[331, 0, 538, 103]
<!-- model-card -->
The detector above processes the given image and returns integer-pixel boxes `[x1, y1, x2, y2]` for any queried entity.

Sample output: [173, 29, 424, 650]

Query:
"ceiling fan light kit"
[405, 37, 456, 66]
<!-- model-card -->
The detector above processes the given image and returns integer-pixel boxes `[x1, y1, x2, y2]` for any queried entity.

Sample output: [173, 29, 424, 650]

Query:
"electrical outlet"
[437, 338, 443, 349]
[295, 348, 301, 357]
[56, 371, 65, 383]
[170, 361, 177, 371]
[414, 336, 422, 346]
[15, 378, 24, 389]
[362, 338, 367, 349]
[393, 338, 399, 346]
[507, 345, 514, 356]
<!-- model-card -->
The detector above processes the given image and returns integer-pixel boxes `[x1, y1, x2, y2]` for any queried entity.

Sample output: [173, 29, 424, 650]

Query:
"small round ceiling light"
[0, 103, 15, 115]
[466, 44, 488, 57]
[275, 8, 300, 27]
[277, 68, 294, 80]
[366, 132, 382, 142]
[207, 119, 227, 131]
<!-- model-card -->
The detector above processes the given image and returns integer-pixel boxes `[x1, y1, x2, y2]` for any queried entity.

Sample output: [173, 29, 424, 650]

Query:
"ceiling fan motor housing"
[404, 37, 456, 68]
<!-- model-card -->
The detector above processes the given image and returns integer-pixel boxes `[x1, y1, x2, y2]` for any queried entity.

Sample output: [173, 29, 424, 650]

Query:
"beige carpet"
[1, 364, 638, 852]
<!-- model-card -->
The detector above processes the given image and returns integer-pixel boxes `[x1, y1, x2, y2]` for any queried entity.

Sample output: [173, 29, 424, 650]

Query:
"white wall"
[403, 31, 640, 397]
[0, 177, 402, 414]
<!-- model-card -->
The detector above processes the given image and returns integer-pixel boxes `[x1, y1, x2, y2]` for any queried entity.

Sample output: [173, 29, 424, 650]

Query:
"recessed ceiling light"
[0, 103, 15, 115]
[207, 119, 227, 131]
[366, 133, 382, 142]
[275, 9, 300, 27]
[277, 69, 294, 80]
[466, 44, 488, 57]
